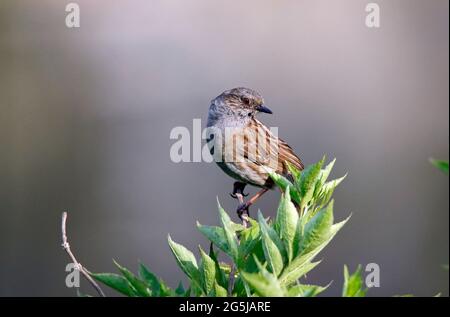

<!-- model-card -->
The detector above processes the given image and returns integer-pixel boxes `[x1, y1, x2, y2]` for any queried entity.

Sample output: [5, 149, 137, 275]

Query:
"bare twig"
[61, 211, 105, 297]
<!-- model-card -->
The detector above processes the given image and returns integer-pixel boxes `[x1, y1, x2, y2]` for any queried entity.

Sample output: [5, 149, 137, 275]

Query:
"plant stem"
[61, 211, 106, 297]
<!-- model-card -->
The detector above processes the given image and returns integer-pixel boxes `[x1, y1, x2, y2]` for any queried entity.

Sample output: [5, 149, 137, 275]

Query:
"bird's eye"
[241, 97, 250, 105]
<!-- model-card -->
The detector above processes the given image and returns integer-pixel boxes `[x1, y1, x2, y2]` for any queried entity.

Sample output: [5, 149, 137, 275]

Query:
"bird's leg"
[229, 182, 251, 227]
[237, 188, 269, 220]
[230, 182, 249, 199]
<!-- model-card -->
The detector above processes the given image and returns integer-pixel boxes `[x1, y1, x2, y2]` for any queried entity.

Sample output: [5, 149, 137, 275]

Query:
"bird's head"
[210, 87, 272, 121]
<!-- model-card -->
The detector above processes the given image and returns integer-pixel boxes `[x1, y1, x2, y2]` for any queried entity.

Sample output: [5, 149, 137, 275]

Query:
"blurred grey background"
[0, 0, 448, 296]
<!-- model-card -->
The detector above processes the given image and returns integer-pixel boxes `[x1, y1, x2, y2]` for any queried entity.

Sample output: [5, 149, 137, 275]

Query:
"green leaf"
[228, 222, 246, 232]
[159, 281, 173, 297]
[209, 244, 228, 289]
[282, 216, 350, 286]
[260, 229, 284, 276]
[238, 220, 261, 259]
[90, 272, 137, 296]
[275, 186, 299, 262]
[268, 172, 301, 204]
[430, 158, 449, 174]
[299, 157, 325, 208]
[313, 158, 336, 198]
[286, 161, 301, 181]
[167, 235, 201, 289]
[342, 265, 367, 297]
[314, 175, 346, 212]
[258, 211, 288, 270]
[183, 286, 191, 297]
[214, 281, 228, 297]
[298, 201, 334, 255]
[174, 281, 185, 296]
[199, 246, 216, 295]
[319, 158, 336, 184]
[241, 272, 285, 297]
[217, 200, 239, 262]
[241, 258, 286, 297]
[287, 283, 329, 297]
[114, 260, 151, 297]
[242, 240, 265, 273]
[197, 223, 230, 256]
[278, 258, 321, 287]
[138, 263, 161, 296]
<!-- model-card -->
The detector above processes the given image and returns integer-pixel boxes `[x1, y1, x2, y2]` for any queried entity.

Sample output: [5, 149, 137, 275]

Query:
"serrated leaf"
[159, 281, 173, 297]
[217, 200, 239, 262]
[138, 263, 161, 296]
[279, 259, 321, 287]
[324, 173, 346, 188]
[241, 259, 286, 297]
[287, 283, 329, 297]
[342, 265, 367, 297]
[208, 244, 228, 289]
[167, 235, 202, 290]
[299, 157, 325, 209]
[313, 158, 336, 198]
[229, 222, 246, 232]
[260, 229, 284, 276]
[238, 221, 261, 265]
[241, 272, 285, 297]
[319, 175, 346, 204]
[258, 211, 288, 267]
[268, 172, 301, 204]
[286, 161, 301, 181]
[242, 240, 265, 273]
[114, 260, 151, 297]
[199, 246, 216, 295]
[90, 272, 137, 297]
[298, 201, 334, 255]
[319, 158, 336, 184]
[275, 187, 299, 261]
[282, 216, 350, 286]
[197, 223, 230, 256]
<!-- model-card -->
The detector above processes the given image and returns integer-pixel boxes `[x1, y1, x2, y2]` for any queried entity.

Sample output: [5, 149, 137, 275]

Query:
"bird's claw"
[230, 192, 249, 199]
[236, 203, 250, 219]
[231, 182, 248, 199]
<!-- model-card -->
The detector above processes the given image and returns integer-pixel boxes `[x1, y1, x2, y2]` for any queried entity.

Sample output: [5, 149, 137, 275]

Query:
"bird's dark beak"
[256, 105, 273, 114]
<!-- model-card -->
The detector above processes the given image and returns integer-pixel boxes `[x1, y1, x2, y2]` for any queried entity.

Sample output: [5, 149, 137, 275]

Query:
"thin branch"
[61, 211, 106, 297]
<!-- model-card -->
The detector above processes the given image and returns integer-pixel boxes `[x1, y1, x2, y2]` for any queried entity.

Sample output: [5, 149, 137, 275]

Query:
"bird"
[206, 87, 304, 221]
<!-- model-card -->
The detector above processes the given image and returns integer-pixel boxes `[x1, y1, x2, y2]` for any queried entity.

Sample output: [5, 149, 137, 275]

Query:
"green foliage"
[342, 265, 367, 297]
[90, 158, 356, 297]
[430, 158, 449, 175]
[91, 261, 176, 297]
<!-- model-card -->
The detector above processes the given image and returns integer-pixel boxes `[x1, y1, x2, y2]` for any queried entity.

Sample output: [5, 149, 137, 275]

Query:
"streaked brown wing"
[277, 137, 304, 173]
[247, 119, 304, 175]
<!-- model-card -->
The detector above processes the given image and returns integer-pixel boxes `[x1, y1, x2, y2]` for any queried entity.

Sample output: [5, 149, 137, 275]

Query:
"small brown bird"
[206, 87, 304, 220]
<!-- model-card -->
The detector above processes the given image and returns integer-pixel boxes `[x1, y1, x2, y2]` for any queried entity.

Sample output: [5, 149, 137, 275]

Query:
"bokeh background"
[0, 0, 448, 296]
